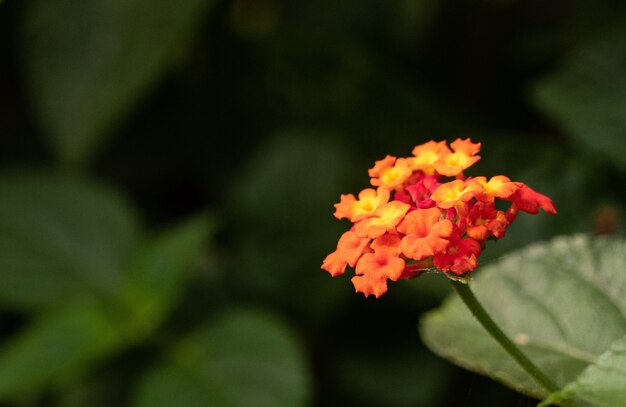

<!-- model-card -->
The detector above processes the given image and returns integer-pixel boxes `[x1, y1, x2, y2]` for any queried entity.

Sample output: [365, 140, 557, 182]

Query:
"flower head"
[322, 138, 556, 297]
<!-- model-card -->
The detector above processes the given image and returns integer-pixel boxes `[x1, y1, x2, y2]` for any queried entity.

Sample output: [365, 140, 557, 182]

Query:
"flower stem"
[450, 279, 559, 394]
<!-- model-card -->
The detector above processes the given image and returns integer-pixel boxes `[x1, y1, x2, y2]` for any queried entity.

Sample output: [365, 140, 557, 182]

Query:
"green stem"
[450, 279, 559, 394]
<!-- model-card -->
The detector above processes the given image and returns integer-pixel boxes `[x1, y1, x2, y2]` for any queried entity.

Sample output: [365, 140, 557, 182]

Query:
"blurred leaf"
[0, 172, 140, 310]
[233, 130, 353, 228]
[21, 0, 215, 165]
[333, 346, 448, 407]
[420, 235, 626, 399]
[390, 0, 440, 48]
[230, 131, 355, 312]
[533, 26, 626, 171]
[0, 303, 122, 401]
[121, 214, 213, 339]
[133, 308, 311, 407]
[540, 335, 626, 407]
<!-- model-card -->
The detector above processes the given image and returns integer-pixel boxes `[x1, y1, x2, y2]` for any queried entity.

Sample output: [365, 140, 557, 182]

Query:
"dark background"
[1, 0, 625, 405]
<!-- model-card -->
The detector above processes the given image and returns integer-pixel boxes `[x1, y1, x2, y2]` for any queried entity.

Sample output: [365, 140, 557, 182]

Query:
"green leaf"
[133, 309, 311, 407]
[0, 173, 140, 310]
[540, 335, 626, 407]
[332, 346, 448, 407]
[230, 131, 356, 312]
[0, 303, 123, 401]
[420, 235, 626, 399]
[121, 214, 213, 339]
[532, 26, 626, 171]
[21, 0, 215, 165]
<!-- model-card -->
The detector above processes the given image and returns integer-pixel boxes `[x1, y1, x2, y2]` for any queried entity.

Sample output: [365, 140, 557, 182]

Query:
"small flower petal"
[371, 158, 413, 190]
[431, 179, 482, 209]
[321, 231, 370, 276]
[370, 233, 402, 256]
[355, 201, 410, 238]
[434, 138, 481, 176]
[368, 155, 396, 178]
[433, 238, 481, 275]
[472, 175, 520, 202]
[510, 184, 557, 215]
[333, 188, 390, 222]
[410, 140, 450, 174]
[397, 208, 453, 260]
[352, 251, 405, 298]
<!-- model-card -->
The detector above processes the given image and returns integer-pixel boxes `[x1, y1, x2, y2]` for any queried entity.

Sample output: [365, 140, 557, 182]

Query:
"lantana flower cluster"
[321, 139, 556, 298]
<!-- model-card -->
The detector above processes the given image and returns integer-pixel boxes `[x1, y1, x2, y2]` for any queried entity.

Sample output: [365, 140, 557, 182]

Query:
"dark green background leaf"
[21, 0, 214, 164]
[0, 173, 140, 310]
[332, 345, 448, 406]
[533, 26, 626, 172]
[121, 214, 213, 340]
[0, 303, 122, 400]
[229, 131, 356, 312]
[420, 235, 626, 399]
[133, 308, 311, 407]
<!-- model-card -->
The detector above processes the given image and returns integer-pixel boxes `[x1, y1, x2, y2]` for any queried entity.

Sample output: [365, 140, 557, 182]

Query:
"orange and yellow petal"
[368, 155, 396, 178]
[355, 201, 410, 238]
[371, 158, 413, 190]
[431, 179, 482, 209]
[410, 140, 450, 174]
[333, 188, 390, 222]
[450, 138, 481, 156]
[434, 138, 481, 177]
[471, 175, 520, 202]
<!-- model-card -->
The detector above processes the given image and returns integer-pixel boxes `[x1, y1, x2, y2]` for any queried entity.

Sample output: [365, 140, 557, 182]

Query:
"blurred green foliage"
[1, 0, 626, 406]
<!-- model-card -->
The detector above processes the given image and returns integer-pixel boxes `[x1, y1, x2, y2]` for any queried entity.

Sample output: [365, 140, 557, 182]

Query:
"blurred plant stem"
[450, 280, 560, 396]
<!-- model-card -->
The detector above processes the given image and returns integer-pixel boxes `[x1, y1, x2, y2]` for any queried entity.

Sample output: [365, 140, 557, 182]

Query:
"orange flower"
[333, 188, 390, 222]
[431, 179, 482, 209]
[321, 231, 370, 277]
[322, 138, 556, 297]
[435, 138, 481, 176]
[371, 158, 413, 190]
[368, 155, 396, 178]
[370, 233, 402, 256]
[410, 140, 450, 174]
[352, 234, 405, 298]
[397, 208, 453, 260]
[471, 176, 520, 202]
[354, 201, 410, 238]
